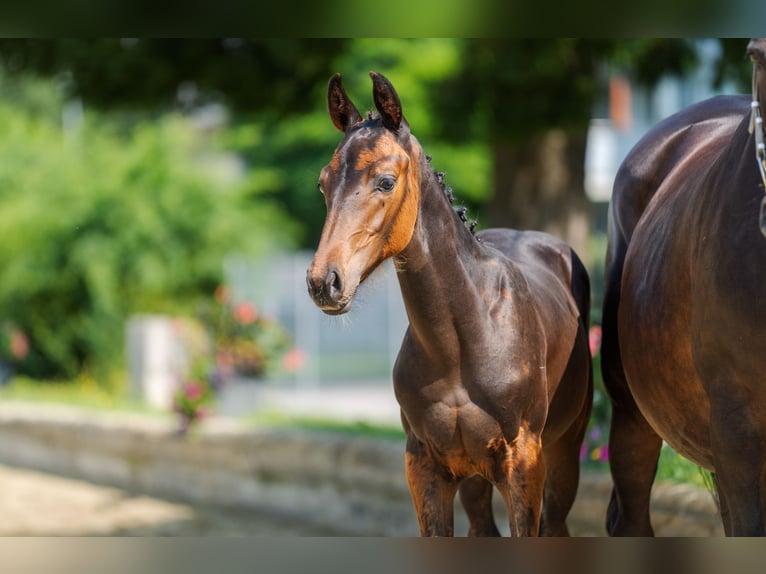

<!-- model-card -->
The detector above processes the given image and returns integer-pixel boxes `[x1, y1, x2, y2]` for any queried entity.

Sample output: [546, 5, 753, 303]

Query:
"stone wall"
[0, 402, 722, 536]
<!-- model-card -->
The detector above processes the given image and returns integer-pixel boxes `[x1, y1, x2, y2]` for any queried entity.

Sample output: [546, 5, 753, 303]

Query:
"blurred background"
[0, 38, 751, 535]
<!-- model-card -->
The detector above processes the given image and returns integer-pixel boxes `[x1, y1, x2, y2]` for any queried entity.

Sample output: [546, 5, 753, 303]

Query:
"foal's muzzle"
[306, 265, 348, 314]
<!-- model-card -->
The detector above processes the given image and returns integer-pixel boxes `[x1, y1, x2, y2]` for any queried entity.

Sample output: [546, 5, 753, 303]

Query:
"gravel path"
[0, 462, 722, 536]
[0, 463, 335, 536]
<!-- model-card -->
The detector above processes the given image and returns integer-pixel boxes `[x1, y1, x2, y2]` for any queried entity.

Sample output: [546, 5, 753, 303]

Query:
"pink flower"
[184, 381, 204, 401]
[10, 330, 28, 360]
[232, 302, 258, 325]
[281, 347, 308, 373]
[589, 325, 602, 356]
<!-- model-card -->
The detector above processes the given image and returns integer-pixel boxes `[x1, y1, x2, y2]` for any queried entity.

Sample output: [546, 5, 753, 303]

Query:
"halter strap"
[748, 61, 766, 237]
[749, 62, 766, 188]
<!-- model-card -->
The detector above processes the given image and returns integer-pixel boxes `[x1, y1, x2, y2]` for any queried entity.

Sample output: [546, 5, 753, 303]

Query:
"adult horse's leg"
[541, 380, 592, 534]
[458, 476, 501, 536]
[601, 232, 662, 536]
[405, 434, 459, 536]
[709, 392, 765, 535]
[604, 407, 662, 536]
[497, 427, 546, 537]
[714, 474, 733, 536]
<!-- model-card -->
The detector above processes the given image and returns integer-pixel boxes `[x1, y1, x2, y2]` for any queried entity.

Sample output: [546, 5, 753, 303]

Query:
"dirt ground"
[0, 463, 337, 536]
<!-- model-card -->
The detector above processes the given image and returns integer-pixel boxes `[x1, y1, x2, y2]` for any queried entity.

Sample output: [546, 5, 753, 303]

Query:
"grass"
[0, 375, 156, 414]
[656, 444, 714, 490]
[245, 409, 407, 441]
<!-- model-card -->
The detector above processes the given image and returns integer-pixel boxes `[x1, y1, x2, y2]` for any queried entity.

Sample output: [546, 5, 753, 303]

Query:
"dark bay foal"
[307, 72, 592, 536]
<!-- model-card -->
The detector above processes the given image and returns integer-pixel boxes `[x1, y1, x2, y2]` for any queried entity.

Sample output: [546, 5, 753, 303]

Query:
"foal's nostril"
[306, 267, 344, 308]
[326, 268, 343, 302]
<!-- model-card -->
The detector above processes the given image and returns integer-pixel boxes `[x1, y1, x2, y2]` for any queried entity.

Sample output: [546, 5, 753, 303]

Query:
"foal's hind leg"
[540, 394, 591, 535]
[458, 476, 501, 536]
[540, 324, 593, 536]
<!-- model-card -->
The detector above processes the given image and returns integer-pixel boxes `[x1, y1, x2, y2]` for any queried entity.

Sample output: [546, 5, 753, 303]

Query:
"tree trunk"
[486, 127, 591, 265]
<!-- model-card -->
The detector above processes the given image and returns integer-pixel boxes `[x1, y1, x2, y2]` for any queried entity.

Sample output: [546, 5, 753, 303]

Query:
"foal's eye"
[317, 182, 325, 195]
[375, 176, 396, 192]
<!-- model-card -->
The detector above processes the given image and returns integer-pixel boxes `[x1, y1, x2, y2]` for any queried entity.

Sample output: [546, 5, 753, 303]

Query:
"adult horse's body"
[602, 39, 766, 536]
[307, 72, 592, 536]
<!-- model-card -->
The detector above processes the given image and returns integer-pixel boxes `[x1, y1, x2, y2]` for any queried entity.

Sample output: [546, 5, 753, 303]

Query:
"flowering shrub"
[172, 375, 214, 433]
[581, 423, 610, 466]
[205, 285, 294, 379]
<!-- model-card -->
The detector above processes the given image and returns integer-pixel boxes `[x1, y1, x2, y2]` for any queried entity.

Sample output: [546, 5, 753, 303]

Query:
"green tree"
[0, 75, 296, 380]
[427, 39, 707, 259]
[0, 39, 347, 115]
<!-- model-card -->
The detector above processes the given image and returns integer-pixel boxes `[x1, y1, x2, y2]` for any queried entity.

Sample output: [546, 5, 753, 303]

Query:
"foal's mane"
[429, 159, 479, 238]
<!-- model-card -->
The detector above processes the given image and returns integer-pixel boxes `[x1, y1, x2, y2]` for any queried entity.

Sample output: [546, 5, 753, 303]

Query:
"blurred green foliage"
[0, 74, 296, 381]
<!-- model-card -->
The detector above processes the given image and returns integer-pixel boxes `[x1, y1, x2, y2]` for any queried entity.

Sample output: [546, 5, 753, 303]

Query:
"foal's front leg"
[495, 427, 546, 537]
[405, 434, 460, 536]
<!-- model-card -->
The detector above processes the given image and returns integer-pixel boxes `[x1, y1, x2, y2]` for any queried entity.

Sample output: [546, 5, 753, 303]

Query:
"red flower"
[281, 347, 307, 373]
[232, 302, 258, 325]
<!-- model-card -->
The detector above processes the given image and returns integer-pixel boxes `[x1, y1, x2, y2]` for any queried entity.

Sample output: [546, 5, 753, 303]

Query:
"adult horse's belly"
[617, 187, 714, 470]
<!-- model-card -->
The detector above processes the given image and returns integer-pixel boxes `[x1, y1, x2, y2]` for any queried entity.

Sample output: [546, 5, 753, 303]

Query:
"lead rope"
[748, 61, 766, 237]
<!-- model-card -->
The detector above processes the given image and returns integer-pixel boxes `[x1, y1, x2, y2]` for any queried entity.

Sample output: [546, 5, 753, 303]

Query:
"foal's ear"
[328, 73, 362, 132]
[370, 71, 405, 132]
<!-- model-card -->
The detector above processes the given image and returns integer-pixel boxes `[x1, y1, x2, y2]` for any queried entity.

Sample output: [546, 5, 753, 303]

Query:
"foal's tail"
[569, 247, 591, 331]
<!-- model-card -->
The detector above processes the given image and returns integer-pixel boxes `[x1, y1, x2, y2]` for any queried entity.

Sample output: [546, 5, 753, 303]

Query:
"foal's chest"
[394, 366, 522, 481]
[413, 395, 514, 480]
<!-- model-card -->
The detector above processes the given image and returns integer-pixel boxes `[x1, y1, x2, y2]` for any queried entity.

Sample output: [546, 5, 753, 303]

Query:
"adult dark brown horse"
[306, 71, 592, 536]
[602, 38, 766, 536]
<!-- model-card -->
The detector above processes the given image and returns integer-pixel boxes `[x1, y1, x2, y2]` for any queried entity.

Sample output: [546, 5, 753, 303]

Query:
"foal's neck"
[393, 164, 497, 359]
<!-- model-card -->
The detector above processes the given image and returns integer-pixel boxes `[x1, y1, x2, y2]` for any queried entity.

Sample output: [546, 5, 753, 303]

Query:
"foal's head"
[307, 72, 423, 315]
